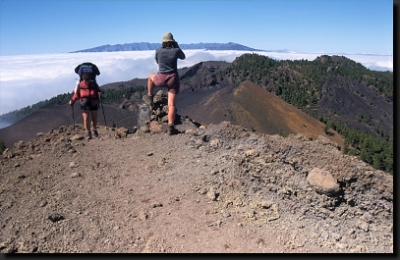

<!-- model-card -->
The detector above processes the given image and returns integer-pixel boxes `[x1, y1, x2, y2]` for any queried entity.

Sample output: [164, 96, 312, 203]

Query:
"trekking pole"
[99, 96, 107, 129]
[71, 103, 75, 132]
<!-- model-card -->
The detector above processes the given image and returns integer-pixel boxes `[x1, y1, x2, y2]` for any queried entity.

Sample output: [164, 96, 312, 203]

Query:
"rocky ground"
[0, 110, 393, 254]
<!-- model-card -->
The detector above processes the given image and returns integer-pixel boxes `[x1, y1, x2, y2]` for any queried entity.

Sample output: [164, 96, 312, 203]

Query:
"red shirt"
[71, 80, 101, 106]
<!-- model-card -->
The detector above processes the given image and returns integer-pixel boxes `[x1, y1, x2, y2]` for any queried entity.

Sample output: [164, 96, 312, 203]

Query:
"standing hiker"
[69, 72, 102, 140]
[143, 32, 186, 135]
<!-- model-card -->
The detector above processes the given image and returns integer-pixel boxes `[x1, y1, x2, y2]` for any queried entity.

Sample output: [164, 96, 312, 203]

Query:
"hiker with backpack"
[75, 62, 107, 128]
[143, 32, 186, 135]
[69, 72, 102, 140]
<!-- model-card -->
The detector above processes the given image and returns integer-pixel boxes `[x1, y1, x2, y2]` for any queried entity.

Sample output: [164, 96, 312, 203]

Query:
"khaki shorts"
[153, 72, 180, 94]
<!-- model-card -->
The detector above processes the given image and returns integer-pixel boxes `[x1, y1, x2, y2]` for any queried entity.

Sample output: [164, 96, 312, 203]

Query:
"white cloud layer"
[0, 50, 393, 121]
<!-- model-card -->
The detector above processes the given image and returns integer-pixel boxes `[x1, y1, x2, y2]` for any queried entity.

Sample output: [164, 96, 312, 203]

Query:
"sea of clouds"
[0, 50, 393, 128]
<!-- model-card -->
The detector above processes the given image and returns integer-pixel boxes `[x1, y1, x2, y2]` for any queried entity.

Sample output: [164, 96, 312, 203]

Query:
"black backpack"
[74, 62, 100, 81]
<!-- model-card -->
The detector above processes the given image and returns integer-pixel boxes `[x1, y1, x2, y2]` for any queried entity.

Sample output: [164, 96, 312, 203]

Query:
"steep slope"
[318, 75, 393, 136]
[177, 81, 344, 148]
[179, 61, 232, 91]
[233, 81, 334, 139]
[225, 54, 393, 138]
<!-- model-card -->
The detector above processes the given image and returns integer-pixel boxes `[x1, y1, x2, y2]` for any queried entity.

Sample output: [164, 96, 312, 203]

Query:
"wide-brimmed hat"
[162, 32, 176, 42]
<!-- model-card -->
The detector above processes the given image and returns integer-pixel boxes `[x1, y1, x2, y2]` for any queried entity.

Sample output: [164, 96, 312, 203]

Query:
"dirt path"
[0, 122, 393, 253]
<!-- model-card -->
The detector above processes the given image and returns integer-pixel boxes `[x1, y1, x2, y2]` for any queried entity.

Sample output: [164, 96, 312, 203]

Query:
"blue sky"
[0, 0, 394, 56]
[0, 0, 394, 122]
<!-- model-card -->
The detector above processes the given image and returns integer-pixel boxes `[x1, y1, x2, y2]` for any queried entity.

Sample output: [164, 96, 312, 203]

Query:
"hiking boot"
[167, 125, 179, 135]
[143, 94, 154, 107]
[92, 129, 98, 138]
[86, 131, 92, 140]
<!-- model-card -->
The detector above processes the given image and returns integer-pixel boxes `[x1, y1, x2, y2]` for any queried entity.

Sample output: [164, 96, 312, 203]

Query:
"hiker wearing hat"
[143, 32, 186, 135]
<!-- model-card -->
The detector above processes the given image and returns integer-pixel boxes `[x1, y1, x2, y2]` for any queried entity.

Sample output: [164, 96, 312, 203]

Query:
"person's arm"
[69, 83, 80, 105]
[155, 48, 160, 64]
[69, 96, 76, 105]
[179, 50, 186, 60]
[173, 42, 186, 60]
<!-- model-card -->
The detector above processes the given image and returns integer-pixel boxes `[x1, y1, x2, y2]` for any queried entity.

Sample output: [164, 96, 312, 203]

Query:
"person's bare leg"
[147, 73, 156, 96]
[167, 92, 177, 125]
[82, 110, 92, 139]
[144, 73, 157, 107]
[91, 110, 98, 129]
[91, 110, 99, 137]
[82, 111, 90, 132]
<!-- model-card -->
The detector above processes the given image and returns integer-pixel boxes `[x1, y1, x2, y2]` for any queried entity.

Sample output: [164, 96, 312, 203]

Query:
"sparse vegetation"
[0, 139, 5, 154]
[323, 125, 330, 135]
[101, 85, 146, 104]
[312, 113, 393, 174]
[278, 129, 287, 137]
[223, 109, 233, 121]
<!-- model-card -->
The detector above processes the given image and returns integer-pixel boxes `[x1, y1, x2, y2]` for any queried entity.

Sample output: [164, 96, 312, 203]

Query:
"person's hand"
[69, 100, 75, 106]
[173, 41, 179, 48]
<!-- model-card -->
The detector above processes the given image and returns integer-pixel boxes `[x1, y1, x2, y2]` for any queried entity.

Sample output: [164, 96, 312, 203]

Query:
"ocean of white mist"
[0, 50, 393, 126]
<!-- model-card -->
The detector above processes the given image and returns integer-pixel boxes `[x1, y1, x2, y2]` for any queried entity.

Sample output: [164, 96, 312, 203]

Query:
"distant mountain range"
[70, 42, 268, 53]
